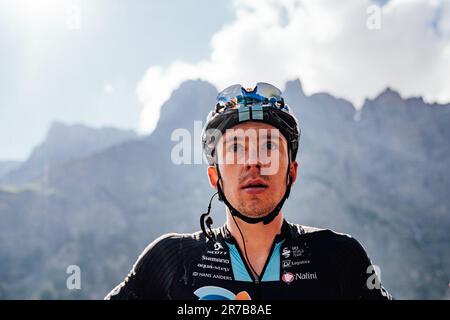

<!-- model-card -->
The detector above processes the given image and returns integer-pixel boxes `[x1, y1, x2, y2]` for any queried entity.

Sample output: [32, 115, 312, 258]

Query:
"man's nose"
[243, 144, 278, 176]
[244, 166, 260, 179]
[245, 161, 262, 176]
[244, 145, 271, 168]
[246, 162, 261, 169]
[245, 143, 262, 166]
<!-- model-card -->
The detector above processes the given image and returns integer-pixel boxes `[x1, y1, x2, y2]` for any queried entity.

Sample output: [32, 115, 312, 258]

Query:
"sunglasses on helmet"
[215, 82, 287, 113]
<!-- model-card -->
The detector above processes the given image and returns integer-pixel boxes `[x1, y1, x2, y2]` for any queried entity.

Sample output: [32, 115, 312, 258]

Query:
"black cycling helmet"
[202, 82, 300, 166]
[200, 82, 301, 229]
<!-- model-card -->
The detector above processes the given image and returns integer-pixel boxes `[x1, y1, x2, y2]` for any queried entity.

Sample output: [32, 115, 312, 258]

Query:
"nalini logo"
[282, 272, 295, 284]
[194, 286, 251, 300]
[282, 247, 291, 258]
[282, 272, 318, 284]
[214, 242, 224, 251]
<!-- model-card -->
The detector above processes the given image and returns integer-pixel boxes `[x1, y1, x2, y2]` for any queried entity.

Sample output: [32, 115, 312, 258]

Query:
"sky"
[0, 0, 449, 161]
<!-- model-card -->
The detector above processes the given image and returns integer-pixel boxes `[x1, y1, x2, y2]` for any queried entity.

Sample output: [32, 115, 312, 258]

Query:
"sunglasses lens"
[255, 82, 282, 100]
[217, 84, 242, 103]
[216, 83, 284, 113]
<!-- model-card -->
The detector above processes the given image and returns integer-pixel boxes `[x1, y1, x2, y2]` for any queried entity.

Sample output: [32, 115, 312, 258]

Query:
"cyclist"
[105, 82, 392, 300]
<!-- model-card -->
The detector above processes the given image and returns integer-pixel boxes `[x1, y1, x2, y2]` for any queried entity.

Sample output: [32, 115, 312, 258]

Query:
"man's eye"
[264, 141, 278, 151]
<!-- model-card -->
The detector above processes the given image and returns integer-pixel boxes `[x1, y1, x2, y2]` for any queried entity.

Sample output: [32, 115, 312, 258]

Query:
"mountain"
[283, 81, 450, 299]
[0, 122, 139, 186]
[0, 80, 218, 299]
[0, 161, 21, 179]
[0, 79, 448, 299]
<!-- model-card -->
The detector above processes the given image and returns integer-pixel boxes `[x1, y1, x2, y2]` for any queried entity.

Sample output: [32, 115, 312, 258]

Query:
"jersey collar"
[217, 218, 294, 245]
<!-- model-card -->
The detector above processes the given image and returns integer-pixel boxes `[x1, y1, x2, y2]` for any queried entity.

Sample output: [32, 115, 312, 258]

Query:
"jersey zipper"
[233, 237, 279, 299]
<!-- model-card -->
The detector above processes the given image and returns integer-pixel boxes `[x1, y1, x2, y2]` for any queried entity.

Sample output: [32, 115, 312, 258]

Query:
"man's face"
[207, 121, 298, 219]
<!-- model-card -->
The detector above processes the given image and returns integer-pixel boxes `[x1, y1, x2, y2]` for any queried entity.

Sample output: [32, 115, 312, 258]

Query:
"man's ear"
[289, 160, 298, 185]
[207, 165, 219, 188]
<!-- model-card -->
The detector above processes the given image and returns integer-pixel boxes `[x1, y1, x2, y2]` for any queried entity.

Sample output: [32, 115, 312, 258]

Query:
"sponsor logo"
[291, 243, 310, 258]
[214, 242, 224, 251]
[206, 249, 228, 255]
[206, 250, 227, 255]
[194, 286, 252, 300]
[282, 260, 291, 268]
[291, 246, 303, 257]
[281, 243, 311, 267]
[282, 259, 310, 267]
[192, 270, 232, 281]
[196, 263, 230, 273]
[202, 255, 230, 264]
[282, 247, 291, 258]
[282, 272, 295, 284]
[192, 272, 212, 278]
[282, 272, 318, 284]
[212, 274, 233, 281]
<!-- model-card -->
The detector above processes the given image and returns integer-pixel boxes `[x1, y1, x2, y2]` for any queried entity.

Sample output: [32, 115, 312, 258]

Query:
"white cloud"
[137, 0, 450, 134]
[104, 83, 114, 95]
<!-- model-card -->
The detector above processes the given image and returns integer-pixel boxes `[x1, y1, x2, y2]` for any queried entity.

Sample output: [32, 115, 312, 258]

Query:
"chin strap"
[215, 156, 292, 225]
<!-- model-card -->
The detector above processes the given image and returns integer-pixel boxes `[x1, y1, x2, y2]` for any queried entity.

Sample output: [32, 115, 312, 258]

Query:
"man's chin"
[237, 207, 273, 219]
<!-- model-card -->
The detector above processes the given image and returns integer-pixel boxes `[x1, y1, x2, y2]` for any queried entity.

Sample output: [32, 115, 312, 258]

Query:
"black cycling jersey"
[105, 219, 392, 300]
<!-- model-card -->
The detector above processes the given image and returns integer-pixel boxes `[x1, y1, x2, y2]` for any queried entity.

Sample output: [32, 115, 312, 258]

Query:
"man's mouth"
[240, 179, 269, 194]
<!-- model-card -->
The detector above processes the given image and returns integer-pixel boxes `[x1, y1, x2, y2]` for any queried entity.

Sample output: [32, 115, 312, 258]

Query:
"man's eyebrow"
[223, 131, 282, 143]
[265, 132, 277, 139]
[262, 132, 282, 141]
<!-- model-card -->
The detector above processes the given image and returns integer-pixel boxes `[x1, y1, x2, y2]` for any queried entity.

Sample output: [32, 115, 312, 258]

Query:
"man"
[105, 82, 392, 300]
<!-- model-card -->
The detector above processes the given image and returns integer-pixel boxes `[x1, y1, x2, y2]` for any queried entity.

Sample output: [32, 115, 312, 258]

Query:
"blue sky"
[0, 0, 232, 161]
[1, 0, 449, 161]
